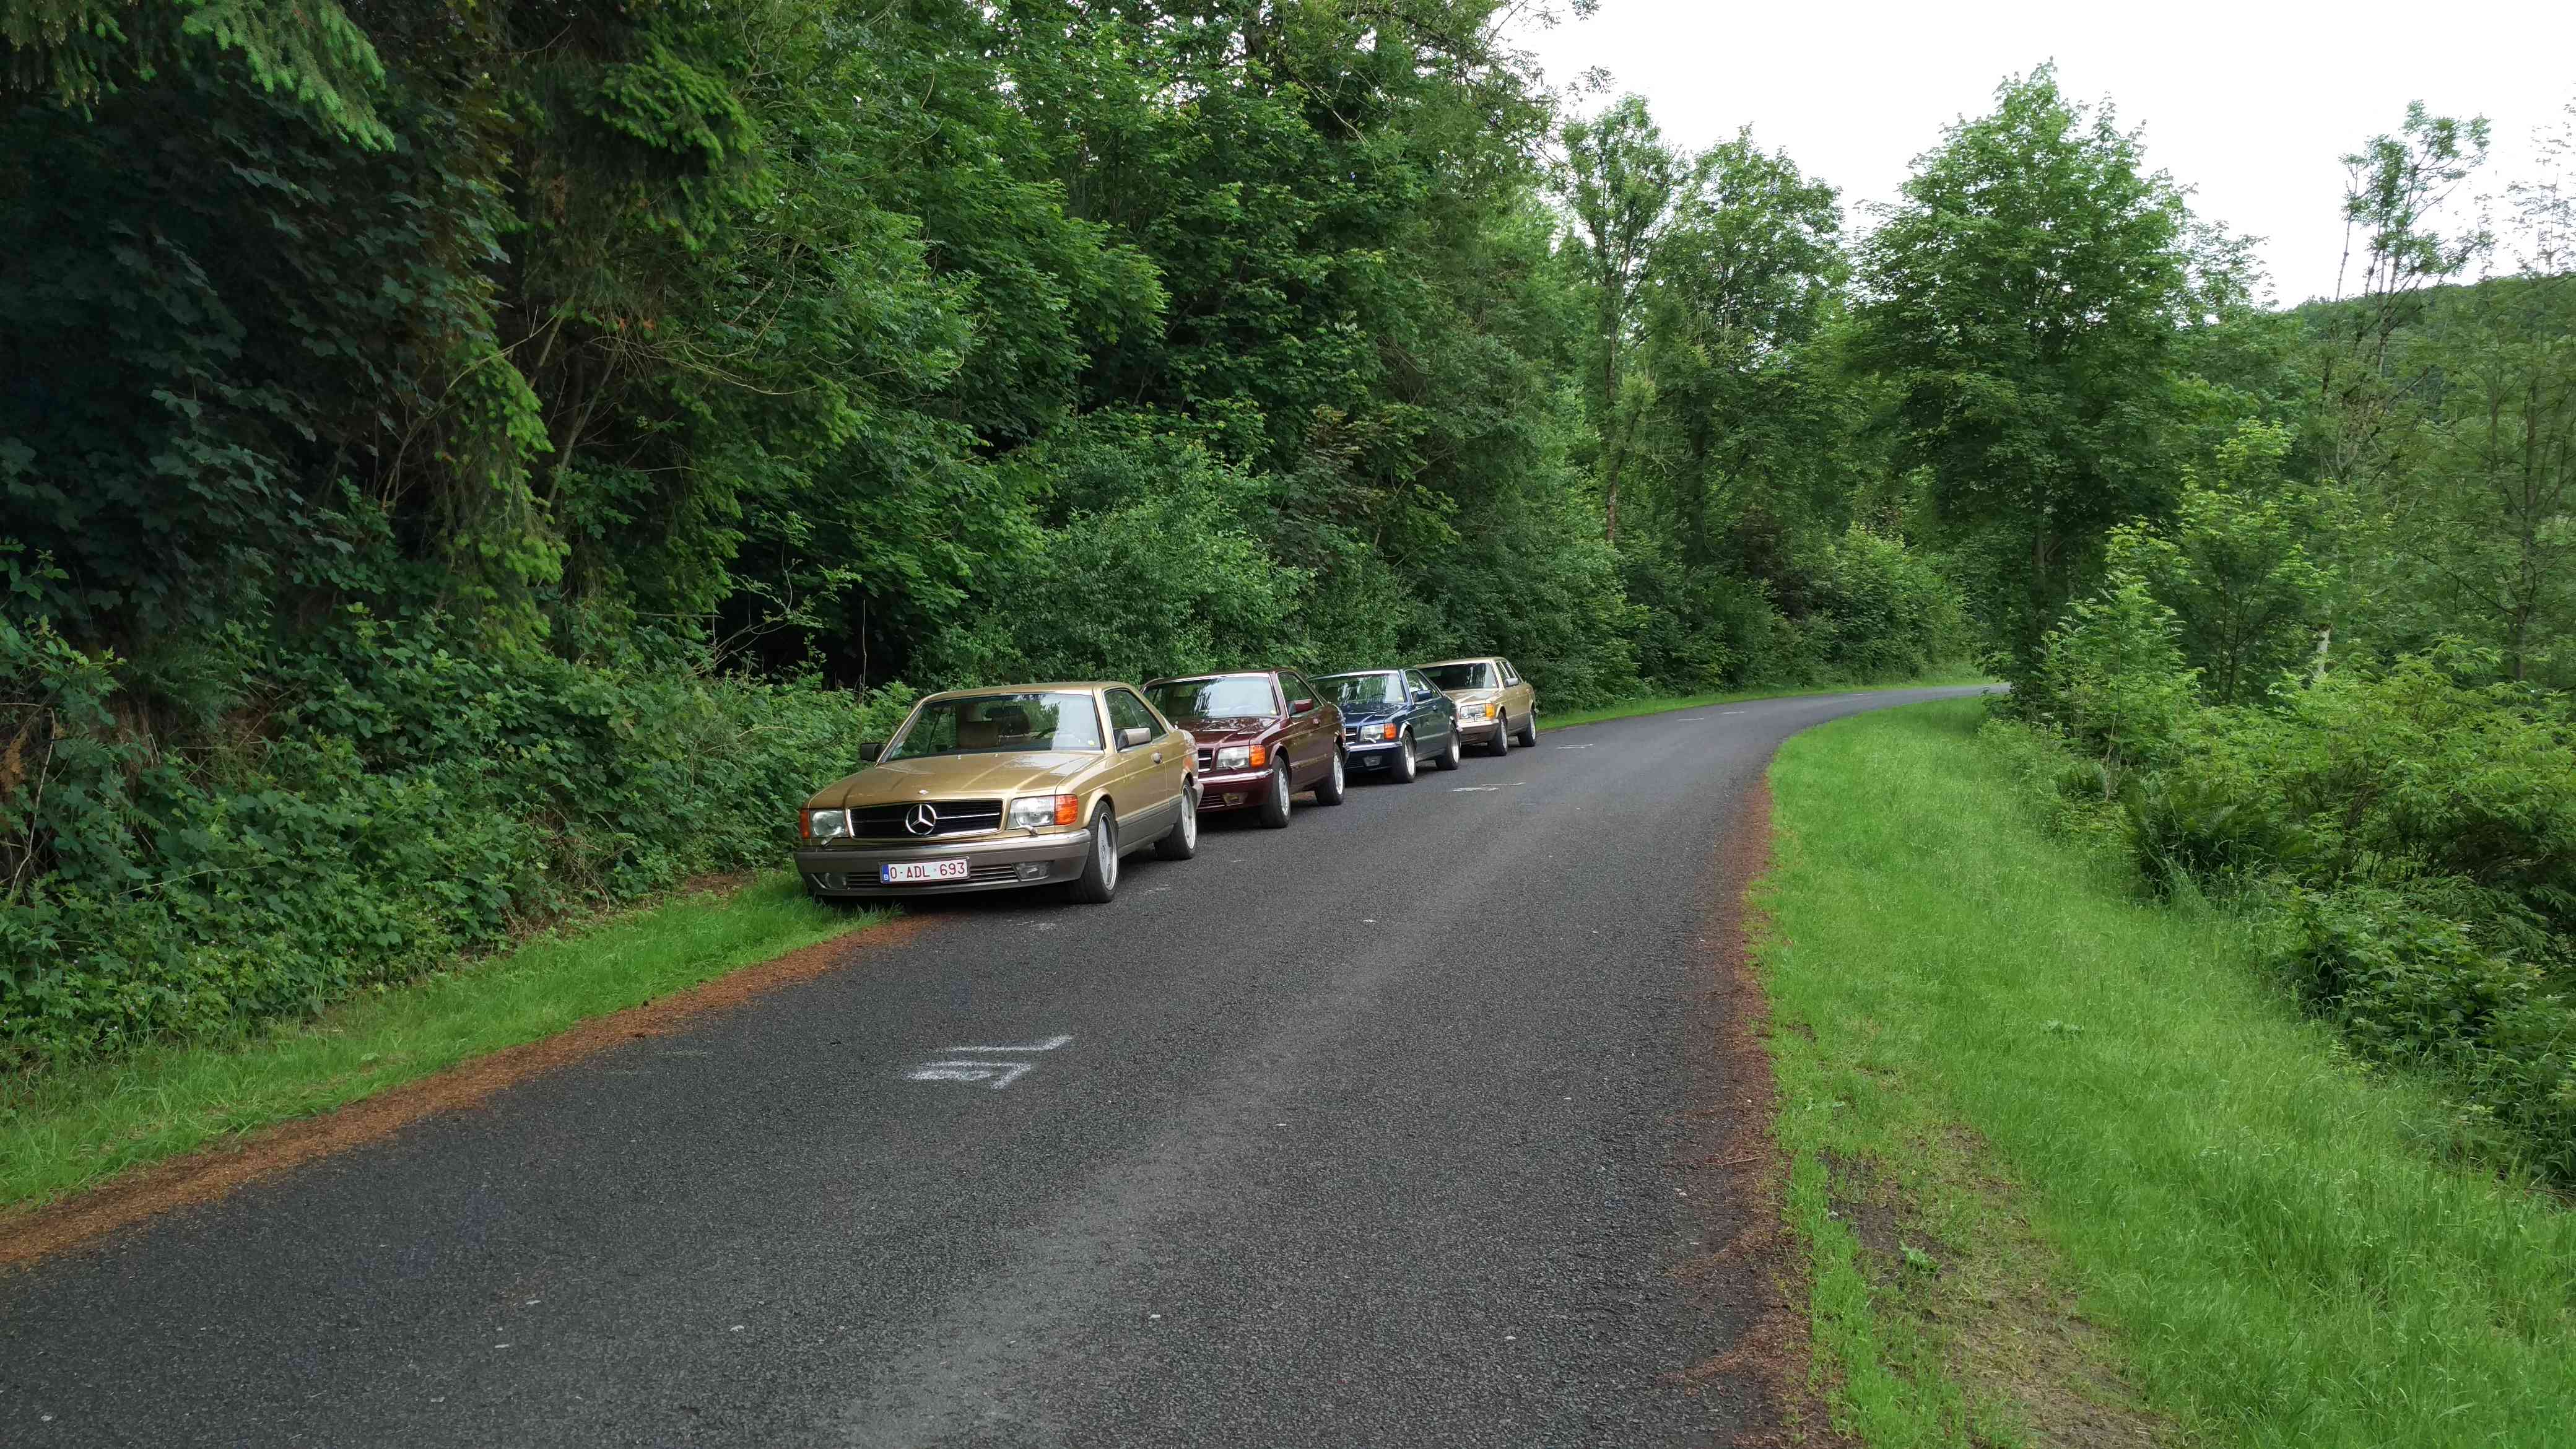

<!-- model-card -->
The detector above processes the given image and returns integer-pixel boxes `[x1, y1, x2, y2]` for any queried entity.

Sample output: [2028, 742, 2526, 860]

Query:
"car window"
[1501, 659, 1521, 685]
[1147, 675, 1279, 721]
[1106, 689, 1159, 743]
[1321, 671, 1403, 708]
[1279, 671, 1316, 708]
[884, 692, 1105, 760]
[1405, 670, 1442, 700]
[1422, 662, 1496, 690]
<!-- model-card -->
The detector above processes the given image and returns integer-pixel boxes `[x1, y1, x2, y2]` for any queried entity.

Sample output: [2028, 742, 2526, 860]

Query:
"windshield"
[883, 692, 1105, 760]
[1147, 676, 1278, 721]
[1320, 671, 1403, 708]
[1422, 662, 1497, 691]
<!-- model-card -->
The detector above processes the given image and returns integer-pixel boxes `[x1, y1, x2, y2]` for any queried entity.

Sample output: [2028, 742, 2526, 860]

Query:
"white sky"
[1516, 1, 2576, 306]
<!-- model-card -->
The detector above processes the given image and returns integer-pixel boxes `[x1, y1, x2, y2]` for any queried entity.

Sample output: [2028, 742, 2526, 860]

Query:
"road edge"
[1677, 774, 1858, 1448]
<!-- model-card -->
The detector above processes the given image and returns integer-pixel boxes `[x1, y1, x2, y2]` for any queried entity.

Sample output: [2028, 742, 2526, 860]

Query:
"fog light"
[1015, 862, 1046, 881]
[1222, 793, 1245, 806]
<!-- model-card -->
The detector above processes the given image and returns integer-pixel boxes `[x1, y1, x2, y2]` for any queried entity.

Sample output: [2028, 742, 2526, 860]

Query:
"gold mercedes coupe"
[1419, 656, 1539, 755]
[794, 683, 1197, 904]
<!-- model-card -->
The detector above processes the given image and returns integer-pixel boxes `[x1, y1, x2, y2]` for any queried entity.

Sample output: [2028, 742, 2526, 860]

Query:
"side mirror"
[858, 741, 885, 764]
[1118, 725, 1153, 748]
[1290, 697, 1316, 715]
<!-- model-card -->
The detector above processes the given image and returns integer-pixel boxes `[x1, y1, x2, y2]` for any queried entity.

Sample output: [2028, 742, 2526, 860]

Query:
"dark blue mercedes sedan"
[1314, 668, 1463, 783]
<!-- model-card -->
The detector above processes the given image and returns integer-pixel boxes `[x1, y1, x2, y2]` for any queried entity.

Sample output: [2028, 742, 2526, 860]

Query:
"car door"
[1277, 671, 1327, 785]
[1103, 688, 1180, 837]
[1407, 669, 1455, 746]
[1499, 658, 1534, 721]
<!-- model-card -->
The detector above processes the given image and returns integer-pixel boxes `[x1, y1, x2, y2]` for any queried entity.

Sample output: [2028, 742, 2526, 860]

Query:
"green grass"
[1760, 698, 2576, 1448]
[1539, 667, 1995, 733]
[1, 872, 886, 1212]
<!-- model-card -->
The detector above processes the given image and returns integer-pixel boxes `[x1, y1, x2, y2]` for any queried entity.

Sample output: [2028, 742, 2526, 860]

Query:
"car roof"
[918, 682, 1118, 703]
[1143, 669, 1277, 683]
[1315, 667, 1401, 677]
[1417, 656, 1500, 668]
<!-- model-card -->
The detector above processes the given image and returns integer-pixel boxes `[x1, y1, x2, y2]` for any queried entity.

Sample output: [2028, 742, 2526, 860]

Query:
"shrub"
[1, 612, 905, 1063]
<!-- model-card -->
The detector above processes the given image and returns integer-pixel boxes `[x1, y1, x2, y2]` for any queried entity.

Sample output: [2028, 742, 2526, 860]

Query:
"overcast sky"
[1516, 1, 2576, 307]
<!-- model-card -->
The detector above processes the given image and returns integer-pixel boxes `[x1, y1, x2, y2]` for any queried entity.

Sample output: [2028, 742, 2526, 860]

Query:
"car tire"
[1490, 715, 1512, 757]
[1068, 807, 1119, 903]
[1154, 785, 1199, 860]
[1516, 710, 1539, 747]
[1391, 731, 1419, 783]
[1256, 762, 1293, 829]
[1435, 729, 1462, 771]
[1314, 750, 1347, 806]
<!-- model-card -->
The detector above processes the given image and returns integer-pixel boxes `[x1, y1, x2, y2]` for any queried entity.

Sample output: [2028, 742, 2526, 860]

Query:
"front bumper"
[1456, 716, 1502, 741]
[797, 829, 1092, 898]
[1344, 739, 1406, 769]
[1196, 767, 1270, 812]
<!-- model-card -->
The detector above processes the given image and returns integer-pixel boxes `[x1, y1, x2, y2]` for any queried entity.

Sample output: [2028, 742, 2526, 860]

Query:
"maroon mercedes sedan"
[1142, 669, 1346, 827]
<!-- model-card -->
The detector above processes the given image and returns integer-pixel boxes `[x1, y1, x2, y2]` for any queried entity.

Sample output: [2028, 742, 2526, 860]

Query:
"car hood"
[1442, 688, 1504, 707]
[1170, 717, 1279, 746]
[1338, 704, 1401, 723]
[809, 751, 1099, 809]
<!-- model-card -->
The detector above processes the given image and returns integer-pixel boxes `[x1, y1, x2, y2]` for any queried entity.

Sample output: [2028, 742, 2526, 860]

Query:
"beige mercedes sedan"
[794, 683, 1197, 904]
[1418, 656, 1539, 755]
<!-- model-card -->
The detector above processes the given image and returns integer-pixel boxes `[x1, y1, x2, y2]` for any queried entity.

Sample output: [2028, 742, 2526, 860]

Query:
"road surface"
[1, 687, 1987, 1448]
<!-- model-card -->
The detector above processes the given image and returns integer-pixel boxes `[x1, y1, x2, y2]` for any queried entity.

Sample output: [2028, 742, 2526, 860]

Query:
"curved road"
[2, 687, 1985, 1448]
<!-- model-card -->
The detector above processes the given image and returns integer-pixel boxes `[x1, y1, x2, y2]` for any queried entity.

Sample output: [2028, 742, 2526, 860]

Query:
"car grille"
[847, 799, 1004, 839]
[1195, 747, 1216, 770]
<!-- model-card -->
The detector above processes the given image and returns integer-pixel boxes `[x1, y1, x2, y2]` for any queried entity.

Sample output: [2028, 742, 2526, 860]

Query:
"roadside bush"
[1991, 625, 2576, 1181]
[1, 612, 906, 1064]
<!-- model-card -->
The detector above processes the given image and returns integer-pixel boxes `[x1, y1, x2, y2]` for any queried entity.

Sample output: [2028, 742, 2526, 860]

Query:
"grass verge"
[1759, 698, 2575, 1448]
[1, 872, 885, 1214]
[1541, 668, 1994, 733]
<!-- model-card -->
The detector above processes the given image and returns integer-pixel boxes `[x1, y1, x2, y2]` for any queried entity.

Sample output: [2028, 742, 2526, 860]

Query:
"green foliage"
[1, 606, 908, 1063]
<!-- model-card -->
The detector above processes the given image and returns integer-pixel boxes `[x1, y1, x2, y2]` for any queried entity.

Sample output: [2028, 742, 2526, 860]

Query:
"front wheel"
[1435, 729, 1463, 771]
[1067, 807, 1119, 903]
[1313, 749, 1347, 805]
[1154, 786, 1199, 859]
[1515, 709, 1539, 747]
[1256, 761, 1294, 829]
[1489, 715, 1512, 757]
[1391, 731, 1419, 783]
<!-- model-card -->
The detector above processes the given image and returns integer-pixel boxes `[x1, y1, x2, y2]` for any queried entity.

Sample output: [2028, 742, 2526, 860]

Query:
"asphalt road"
[2, 687, 1987, 1448]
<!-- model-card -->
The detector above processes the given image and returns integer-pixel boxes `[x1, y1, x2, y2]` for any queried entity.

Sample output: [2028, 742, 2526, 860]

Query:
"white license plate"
[880, 859, 970, 884]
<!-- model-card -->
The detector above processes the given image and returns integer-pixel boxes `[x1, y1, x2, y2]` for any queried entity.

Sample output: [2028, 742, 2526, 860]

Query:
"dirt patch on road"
[0, 916, 924, 1273]
[1673, 778, 1857, 1448]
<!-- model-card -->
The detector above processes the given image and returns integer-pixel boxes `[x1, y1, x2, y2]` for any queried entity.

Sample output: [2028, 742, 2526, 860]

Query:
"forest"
[2, 1, 2571, 1177]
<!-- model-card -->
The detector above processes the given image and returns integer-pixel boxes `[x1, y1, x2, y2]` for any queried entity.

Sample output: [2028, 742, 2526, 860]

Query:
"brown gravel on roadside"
[0, 915, 921, 1273]
[1672, 778, 1858, 1448]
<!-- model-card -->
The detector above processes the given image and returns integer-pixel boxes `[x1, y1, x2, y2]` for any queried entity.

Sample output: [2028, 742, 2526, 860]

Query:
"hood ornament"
[904, 803, 939, 836]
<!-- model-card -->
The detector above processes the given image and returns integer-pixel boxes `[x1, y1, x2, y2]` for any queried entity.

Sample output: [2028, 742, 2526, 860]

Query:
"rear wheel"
[1154, 785, 1199, 859]
[1490, 715, 1512, 757]
[1256, 761, 1294, 828]
[1067, 808, 1119, 903]
[1435, 729, 1462, 771]
[1515, 709, 1539, 747]
[1391, 731, 1419, 782]
[1314, 750, 1347, 805]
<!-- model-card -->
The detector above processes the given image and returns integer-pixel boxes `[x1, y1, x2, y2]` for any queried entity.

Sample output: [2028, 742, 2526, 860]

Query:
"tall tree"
[1856, 66, 2243, 667]
[1558, 94, 1680, 546]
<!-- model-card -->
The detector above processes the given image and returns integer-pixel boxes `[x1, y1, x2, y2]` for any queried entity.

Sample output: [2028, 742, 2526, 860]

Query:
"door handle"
[1152, 752, 1163, 763]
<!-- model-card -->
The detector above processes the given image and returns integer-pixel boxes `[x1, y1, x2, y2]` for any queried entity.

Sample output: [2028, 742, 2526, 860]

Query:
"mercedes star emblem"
[904, 803, 939, 837]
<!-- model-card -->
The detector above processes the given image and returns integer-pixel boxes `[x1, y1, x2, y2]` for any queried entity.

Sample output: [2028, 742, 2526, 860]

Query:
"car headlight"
[1354, 722, 1399, 742]
[1460, 703, 1492, 720]
[1006, 794, 1081, 829]
[1214, 744, 1268, 770]
[801, 808, 852, 842]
